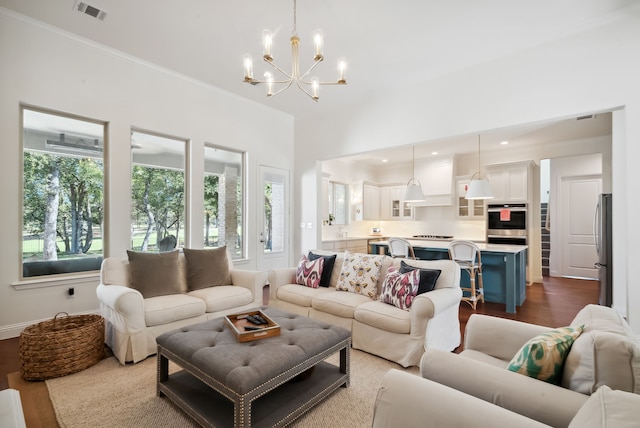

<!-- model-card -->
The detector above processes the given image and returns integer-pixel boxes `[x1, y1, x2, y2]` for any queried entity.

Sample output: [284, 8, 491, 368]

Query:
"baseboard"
[0, 309, 101, 340]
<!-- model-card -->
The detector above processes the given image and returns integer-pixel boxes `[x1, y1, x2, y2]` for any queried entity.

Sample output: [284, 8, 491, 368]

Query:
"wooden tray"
[224, 310, 280, 342]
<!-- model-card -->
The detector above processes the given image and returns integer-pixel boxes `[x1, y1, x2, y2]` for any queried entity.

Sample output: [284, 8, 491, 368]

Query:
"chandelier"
[242, 0, 347, 101]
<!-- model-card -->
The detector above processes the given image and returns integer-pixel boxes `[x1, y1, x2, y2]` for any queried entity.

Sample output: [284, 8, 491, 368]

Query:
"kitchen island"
[369, 240, 528, 314]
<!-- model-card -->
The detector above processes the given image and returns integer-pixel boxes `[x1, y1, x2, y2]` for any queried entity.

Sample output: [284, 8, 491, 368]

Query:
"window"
[130, 130, 186, 252]
[328, 181, 348, 225]
[21, 107, 105, 278]
[203, 144, 244, 259]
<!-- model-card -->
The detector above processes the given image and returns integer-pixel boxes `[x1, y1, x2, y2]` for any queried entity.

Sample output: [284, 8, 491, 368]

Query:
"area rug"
[46, 349, 418, 427]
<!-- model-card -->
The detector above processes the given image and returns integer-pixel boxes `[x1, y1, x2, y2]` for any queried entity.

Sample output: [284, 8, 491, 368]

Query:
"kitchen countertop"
[372, 239, 527, 254]
[321, 236, 386, 243]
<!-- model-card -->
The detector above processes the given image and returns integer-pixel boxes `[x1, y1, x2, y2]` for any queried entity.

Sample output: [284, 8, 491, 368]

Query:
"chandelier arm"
[271, 80, 295, 97]
[294, 79, 319, 102]
[298, 59, 323, 81]
[263, 60, 295, 81]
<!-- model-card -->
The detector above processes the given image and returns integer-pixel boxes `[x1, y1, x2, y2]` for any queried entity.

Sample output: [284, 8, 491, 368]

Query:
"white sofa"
[268, 250, 462, 367]
[0, 389, 26, 428]
[419, 304, 640, 427]
[372, 369, 640, 428]
[97, 250, 266, 364]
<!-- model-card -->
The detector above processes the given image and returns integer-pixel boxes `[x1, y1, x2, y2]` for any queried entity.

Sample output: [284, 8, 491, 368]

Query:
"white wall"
[295, 12, 640, 330]
[0, 10, 294, 338]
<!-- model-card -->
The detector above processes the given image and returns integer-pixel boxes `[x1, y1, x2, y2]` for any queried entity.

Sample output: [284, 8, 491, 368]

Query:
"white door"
[257, 166, 290, 271]
[560, 175, 602, 279]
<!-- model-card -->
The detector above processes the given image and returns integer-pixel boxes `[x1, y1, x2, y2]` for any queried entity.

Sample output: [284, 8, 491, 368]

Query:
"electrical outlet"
[67, 287, 75, 298]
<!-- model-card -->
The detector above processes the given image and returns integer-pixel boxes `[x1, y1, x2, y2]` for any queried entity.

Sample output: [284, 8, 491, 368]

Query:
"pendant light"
[404, 145, 425, 202]
[465, 135, 494, 200]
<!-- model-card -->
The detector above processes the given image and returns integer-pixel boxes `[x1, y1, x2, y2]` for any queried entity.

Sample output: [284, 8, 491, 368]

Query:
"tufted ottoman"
[156, 306, 351, 427]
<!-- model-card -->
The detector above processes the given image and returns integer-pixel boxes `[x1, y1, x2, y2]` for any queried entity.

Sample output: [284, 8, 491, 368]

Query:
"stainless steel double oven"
[486, 203, 527, 245]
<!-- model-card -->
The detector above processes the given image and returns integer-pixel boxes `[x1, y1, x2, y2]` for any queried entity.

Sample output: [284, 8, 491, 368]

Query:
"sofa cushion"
[562, 330, 640, 394]
[127, 250, 182, 298]
[571, 304, 633, 336]
[354, 300, 411, 334]
[308, 252, 336, 287]
[311, 290, 373, 319]
[188, 286, 253, 313]
[568, 385, 640, 428]
[336, 251, 385, 299]
[399, 261, 441, 294]
[144, 294, 206, 326]
[379, 266, 421, 311]
[295, 254, 324, 288]
[183, 247, 232, 291]
[507, 325, 584, 384]
[276, 283, 333, 308]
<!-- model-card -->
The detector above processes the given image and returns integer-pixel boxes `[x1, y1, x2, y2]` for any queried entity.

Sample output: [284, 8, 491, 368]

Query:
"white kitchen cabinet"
[379, 185, 413, 220]
[456, 176, 485, 219]
[413, 155, 455, 206]
[486, 161, 533, 202]
[352, 182, 380, 221]
[321, 239, 368, 253]
[363, 184, 380, 220]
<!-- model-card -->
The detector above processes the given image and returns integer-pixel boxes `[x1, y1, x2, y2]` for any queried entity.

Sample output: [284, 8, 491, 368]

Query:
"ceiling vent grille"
[74, 1, 107, 21]
[577, 114, 596, 120]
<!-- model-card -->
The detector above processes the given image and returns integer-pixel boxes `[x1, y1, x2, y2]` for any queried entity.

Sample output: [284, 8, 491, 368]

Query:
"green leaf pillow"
[507, 325, 584, 384]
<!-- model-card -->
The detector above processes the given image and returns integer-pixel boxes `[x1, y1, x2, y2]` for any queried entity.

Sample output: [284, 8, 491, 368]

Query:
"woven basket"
[19, 312, 105, 381]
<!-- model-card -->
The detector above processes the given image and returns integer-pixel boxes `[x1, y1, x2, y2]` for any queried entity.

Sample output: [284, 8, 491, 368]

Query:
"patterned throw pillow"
[336, 251, 386, 299]
[308, 252, 337, 287]
[507, 325, 584, 384]
[295, 255, 325, 288]
[399, 261, 441, 294]
[379, 266, 421, 311]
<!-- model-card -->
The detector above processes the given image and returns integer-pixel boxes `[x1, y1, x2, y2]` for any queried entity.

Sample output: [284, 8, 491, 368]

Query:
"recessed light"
[431, 151, 438, 155]
[500, 141, 509, 145]
[382, 159, 388, 163]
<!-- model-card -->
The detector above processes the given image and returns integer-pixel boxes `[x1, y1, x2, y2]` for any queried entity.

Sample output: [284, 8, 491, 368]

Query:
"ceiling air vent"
[74, 1, 107, 21]
[577, 114, 596, 120]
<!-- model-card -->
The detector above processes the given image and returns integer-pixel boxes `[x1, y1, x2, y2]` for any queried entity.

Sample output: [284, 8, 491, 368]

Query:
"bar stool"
[448, 240, 484, 309]
[388, 237, 416, 259]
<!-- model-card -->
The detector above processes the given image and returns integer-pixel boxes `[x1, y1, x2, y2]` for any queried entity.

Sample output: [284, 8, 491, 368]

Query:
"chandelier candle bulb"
[262, 30, 273, 61]
[265, 72, 274, 96]
[311, 76, 319, 99]
[243, 54, 254, 81]
[338, 58, 346, 83]
[313, 29, 324, 60]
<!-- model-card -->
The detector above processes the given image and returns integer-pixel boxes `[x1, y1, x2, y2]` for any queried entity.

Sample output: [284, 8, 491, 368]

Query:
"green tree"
[23, 151, 103, 260]
[203, 175, 219, 246]
[131, 166, 184, 251]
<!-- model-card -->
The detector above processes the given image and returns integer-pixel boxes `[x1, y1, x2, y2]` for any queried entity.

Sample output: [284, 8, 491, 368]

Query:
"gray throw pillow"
[183, 247, 232, 291]
[127, 249, 181, 298]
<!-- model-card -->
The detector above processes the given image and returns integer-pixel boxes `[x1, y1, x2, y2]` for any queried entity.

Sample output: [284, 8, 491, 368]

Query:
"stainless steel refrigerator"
[594, 193, 612, 307]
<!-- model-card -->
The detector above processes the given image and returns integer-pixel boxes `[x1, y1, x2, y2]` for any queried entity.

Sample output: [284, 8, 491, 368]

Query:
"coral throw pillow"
[507, 325, 584, 384]
[379, 266, 421, 311]
[295, 254, 325, 288]
[336, 251, 386, 299]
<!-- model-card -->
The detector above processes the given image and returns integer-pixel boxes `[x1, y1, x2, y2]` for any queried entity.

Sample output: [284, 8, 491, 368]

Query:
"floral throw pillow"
[379, 266, 421, 311]
[295, 254, 325, 288]
[507, 325, 584, 384]
[336, 251, 385, 299]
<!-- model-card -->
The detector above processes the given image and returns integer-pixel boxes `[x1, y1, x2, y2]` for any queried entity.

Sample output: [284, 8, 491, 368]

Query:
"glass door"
[258, 165, 290, 271]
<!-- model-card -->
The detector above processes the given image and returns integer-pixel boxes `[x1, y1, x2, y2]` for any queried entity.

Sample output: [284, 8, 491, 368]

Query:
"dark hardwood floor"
[1, 276, 599, 391]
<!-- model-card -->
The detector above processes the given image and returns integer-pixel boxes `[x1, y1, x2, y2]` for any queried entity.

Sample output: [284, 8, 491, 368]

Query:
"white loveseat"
[268, 250, 462, 367]
[97, 249, 266, 364]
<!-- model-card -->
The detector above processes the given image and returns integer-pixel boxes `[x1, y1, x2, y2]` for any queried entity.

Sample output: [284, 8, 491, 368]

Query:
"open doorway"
[542, 154, 603, 280]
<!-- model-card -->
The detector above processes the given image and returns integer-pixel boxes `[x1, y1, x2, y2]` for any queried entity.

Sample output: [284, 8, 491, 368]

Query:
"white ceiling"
[2, 0, 630, 162]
